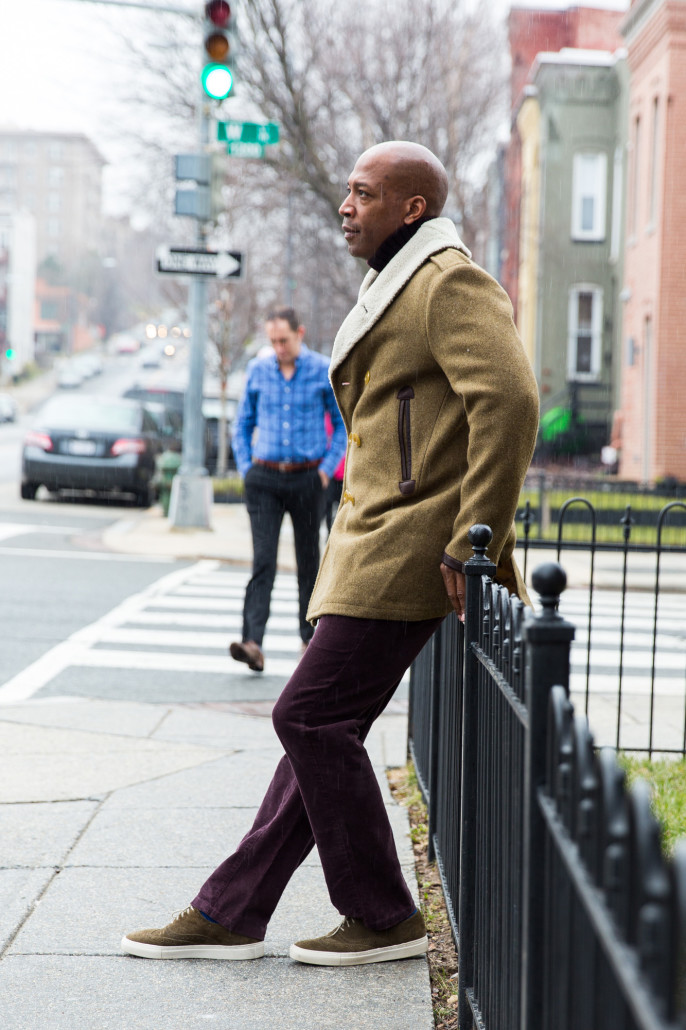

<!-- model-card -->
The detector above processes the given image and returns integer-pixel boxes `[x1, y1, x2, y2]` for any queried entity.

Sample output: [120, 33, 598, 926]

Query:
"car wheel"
[21, 481, 39, 500]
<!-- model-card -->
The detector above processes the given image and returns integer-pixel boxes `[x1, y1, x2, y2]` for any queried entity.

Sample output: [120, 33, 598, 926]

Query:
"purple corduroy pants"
[192, 613, 443, 939]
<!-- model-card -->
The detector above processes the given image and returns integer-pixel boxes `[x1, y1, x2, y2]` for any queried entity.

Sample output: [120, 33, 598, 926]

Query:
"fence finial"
[468, 524, 493, 559]
[532, 562, 567, 620]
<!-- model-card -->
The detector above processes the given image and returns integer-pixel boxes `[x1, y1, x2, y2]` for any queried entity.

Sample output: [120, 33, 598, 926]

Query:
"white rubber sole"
[289, 935, 428, 967]
[121, 936, 265, 960]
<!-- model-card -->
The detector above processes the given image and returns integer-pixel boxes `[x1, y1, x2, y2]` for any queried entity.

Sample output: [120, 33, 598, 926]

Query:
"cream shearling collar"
[330, 217, 471, 377]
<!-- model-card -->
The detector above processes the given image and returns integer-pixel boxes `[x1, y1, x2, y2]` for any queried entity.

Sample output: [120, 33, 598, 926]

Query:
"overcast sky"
[0, 0, 630, 218]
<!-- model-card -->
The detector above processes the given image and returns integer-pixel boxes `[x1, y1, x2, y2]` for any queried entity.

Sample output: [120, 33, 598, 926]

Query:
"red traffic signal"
[206, 1, 230, 27]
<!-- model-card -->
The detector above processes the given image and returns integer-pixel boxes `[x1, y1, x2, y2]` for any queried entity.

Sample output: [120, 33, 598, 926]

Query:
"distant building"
[616, 0, 686, 482]
[515, 49, 629, 455]
[0, 211, 37, 380]
[0, 129, 105, 278]
[500, 6, 626, 319]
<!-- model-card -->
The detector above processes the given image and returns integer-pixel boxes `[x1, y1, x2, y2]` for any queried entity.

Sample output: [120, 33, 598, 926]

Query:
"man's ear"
[404, 195, 427, 224]
[297, 325, 306, 341]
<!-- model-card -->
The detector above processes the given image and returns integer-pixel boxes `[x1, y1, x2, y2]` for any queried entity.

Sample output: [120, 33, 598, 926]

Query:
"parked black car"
[21, 394, 163, 506]
[122, 383, 237, 473]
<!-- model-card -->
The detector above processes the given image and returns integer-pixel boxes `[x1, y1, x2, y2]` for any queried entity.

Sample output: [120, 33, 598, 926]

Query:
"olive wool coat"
[307, 217, 539, 624]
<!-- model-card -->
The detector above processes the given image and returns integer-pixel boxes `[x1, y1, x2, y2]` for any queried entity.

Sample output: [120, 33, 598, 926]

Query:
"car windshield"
[38, 396, 141, 432]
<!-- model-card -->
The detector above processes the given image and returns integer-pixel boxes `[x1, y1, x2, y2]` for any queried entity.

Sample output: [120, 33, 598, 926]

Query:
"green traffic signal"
[4, 347, 15, 361]
[202, 1, 236, 99]
[201, 63, 234, 100]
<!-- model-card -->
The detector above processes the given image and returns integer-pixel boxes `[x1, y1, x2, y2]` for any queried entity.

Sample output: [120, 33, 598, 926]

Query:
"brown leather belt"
[253, 459, 321, 473]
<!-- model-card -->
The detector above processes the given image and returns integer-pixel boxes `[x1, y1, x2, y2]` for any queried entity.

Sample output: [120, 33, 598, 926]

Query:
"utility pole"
[167, 95, 214, 529]
[168, 0, 237, 528]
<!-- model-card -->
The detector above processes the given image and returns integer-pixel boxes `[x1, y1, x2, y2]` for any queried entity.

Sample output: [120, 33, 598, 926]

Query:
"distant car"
[140, 348, 162, 369]
[0, 393, 17, 422]
[73, 353, 103, 378]
[57, 366, 83, 390]
[21, 394, 163, 506]
[112, 334, 140, 355]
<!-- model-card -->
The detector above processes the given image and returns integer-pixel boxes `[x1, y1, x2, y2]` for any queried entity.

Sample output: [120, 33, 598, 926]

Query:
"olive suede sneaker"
[121, 906, 264, 960]
[289, 911, 428, 966]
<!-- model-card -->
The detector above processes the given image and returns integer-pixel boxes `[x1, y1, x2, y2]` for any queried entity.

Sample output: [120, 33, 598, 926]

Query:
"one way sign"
[156, 247, 244, 280]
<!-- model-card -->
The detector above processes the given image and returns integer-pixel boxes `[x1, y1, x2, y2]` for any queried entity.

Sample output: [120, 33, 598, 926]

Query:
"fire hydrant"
[153, 450, 182, 516]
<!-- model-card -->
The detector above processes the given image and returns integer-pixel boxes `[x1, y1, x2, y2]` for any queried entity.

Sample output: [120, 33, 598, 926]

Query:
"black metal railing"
[408, 524, 686, 1030]
[515, 495, 686, 756]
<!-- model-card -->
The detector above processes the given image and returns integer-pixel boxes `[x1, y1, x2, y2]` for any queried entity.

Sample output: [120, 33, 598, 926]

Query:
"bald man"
[123, 142, 539, 968]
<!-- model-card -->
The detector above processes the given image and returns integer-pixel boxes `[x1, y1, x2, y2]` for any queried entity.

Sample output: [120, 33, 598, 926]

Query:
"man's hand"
[318, 469, 330, 490]
[440, 564, 466, 623]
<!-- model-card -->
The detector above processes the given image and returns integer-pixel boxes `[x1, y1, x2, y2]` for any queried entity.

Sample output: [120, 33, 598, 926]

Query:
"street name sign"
[226, 141, 265, 159]
[156, 247, 244, 280]
[217, 120, 280, 145]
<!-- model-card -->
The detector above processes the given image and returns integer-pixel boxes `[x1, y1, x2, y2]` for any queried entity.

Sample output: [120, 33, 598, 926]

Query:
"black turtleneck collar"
[367, 216, 434, 273]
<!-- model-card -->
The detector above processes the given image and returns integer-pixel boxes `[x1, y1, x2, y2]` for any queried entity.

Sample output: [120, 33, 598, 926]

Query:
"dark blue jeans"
[242, 464, 323, 646]
[193, 614, 443, 938]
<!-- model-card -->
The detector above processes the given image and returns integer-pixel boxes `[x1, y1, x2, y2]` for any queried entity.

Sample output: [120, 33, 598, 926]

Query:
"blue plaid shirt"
[232, 344, 347, 478]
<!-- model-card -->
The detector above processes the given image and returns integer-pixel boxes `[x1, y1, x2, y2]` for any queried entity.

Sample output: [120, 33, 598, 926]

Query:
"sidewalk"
[102, 500, 686, 591]
[1, 503, 434, 1030]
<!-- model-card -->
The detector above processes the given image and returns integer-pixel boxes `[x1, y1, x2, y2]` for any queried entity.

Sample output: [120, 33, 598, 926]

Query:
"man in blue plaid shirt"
[229, 307, 347, 672]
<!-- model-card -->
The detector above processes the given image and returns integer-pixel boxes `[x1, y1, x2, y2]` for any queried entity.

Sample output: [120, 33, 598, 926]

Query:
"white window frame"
[567, 285, 603, 382]
[571, 151, 607, 241]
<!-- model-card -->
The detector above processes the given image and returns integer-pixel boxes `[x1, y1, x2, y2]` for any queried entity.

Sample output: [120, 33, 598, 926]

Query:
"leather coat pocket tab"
[397, 386, 415, 496]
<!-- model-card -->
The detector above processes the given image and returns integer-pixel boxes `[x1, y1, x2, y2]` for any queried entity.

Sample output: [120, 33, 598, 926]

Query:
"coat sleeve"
[425, 260, 539, 569]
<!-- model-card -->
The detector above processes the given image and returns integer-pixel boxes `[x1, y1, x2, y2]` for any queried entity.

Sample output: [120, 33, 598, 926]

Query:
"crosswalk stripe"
[72, 647, 297, 676]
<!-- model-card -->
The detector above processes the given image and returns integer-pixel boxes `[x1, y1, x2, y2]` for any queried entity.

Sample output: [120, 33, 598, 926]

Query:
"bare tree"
[106, 0, 507, 346]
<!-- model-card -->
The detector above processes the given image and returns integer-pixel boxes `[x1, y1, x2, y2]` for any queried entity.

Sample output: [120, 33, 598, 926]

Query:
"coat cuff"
[441, 552, 465, 573]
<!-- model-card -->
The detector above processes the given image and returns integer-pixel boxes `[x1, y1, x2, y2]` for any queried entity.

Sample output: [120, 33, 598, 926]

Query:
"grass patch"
[212, 476, 243, 498]
[619, 755, 686, 855]
[518, 488, 686, 546]
[388, 763, 459, 1030]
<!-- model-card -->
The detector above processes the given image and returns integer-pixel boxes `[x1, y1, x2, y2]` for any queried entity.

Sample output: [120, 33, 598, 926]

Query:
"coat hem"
[307, 601, 453, 625]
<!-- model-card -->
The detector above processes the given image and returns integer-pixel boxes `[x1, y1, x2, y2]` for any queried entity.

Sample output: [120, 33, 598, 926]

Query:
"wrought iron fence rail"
[522, 539, 686, 554]
[408, 524, 686, 1030]
[538, 792, 671, 1030]
[472, 643, 529, 727]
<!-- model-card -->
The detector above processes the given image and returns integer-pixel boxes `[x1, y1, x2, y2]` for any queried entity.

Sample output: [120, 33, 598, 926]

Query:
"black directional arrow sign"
[156, 246, 244, 280]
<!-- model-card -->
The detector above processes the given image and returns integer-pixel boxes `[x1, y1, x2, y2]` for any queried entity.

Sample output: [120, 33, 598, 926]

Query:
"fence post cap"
[468, 523, 492, 554]
[526, 561, 576, 641]
[532, 562, 567, 599]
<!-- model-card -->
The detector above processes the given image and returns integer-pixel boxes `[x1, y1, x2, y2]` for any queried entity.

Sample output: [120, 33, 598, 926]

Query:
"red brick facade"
[618, 0, 686, 482]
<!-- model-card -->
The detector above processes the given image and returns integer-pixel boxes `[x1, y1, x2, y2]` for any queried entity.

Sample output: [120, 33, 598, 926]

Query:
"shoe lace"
[169, 905, 195, 926]
[330, 917, 356, 938]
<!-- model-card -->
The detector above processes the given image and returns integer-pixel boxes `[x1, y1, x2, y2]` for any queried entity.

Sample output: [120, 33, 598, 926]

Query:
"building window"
[41, 300, 59, 320]
[571, 152, 607, 241]
[649, 97, 659, 226]
[568, 286, 603, 381]
[48, 141, 63, 160]
[48, 192, 61, 213]
[48, 167, 64, 187]
[48, 218, 60, 238]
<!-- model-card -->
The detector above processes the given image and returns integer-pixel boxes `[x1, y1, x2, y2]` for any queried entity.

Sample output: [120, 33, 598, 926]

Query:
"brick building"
[616, 0, 686, 482]
[500, 6, 626, 317]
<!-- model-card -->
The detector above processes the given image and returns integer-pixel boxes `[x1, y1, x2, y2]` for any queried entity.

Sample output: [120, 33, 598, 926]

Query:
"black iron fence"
[515, 493, 686, 756]
[408, 524, 686, 1030]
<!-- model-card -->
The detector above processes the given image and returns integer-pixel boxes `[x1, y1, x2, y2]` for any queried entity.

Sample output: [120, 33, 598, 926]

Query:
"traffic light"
[4, 347, 15, 361]
[201, 1, 236, 100]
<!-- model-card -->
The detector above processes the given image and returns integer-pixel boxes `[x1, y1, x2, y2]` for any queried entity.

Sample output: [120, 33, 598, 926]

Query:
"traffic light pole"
[168, 98, 213, 530]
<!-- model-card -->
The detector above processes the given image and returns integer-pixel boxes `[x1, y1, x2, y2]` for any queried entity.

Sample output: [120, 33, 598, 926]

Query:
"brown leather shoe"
[229, 640, 264, 672]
